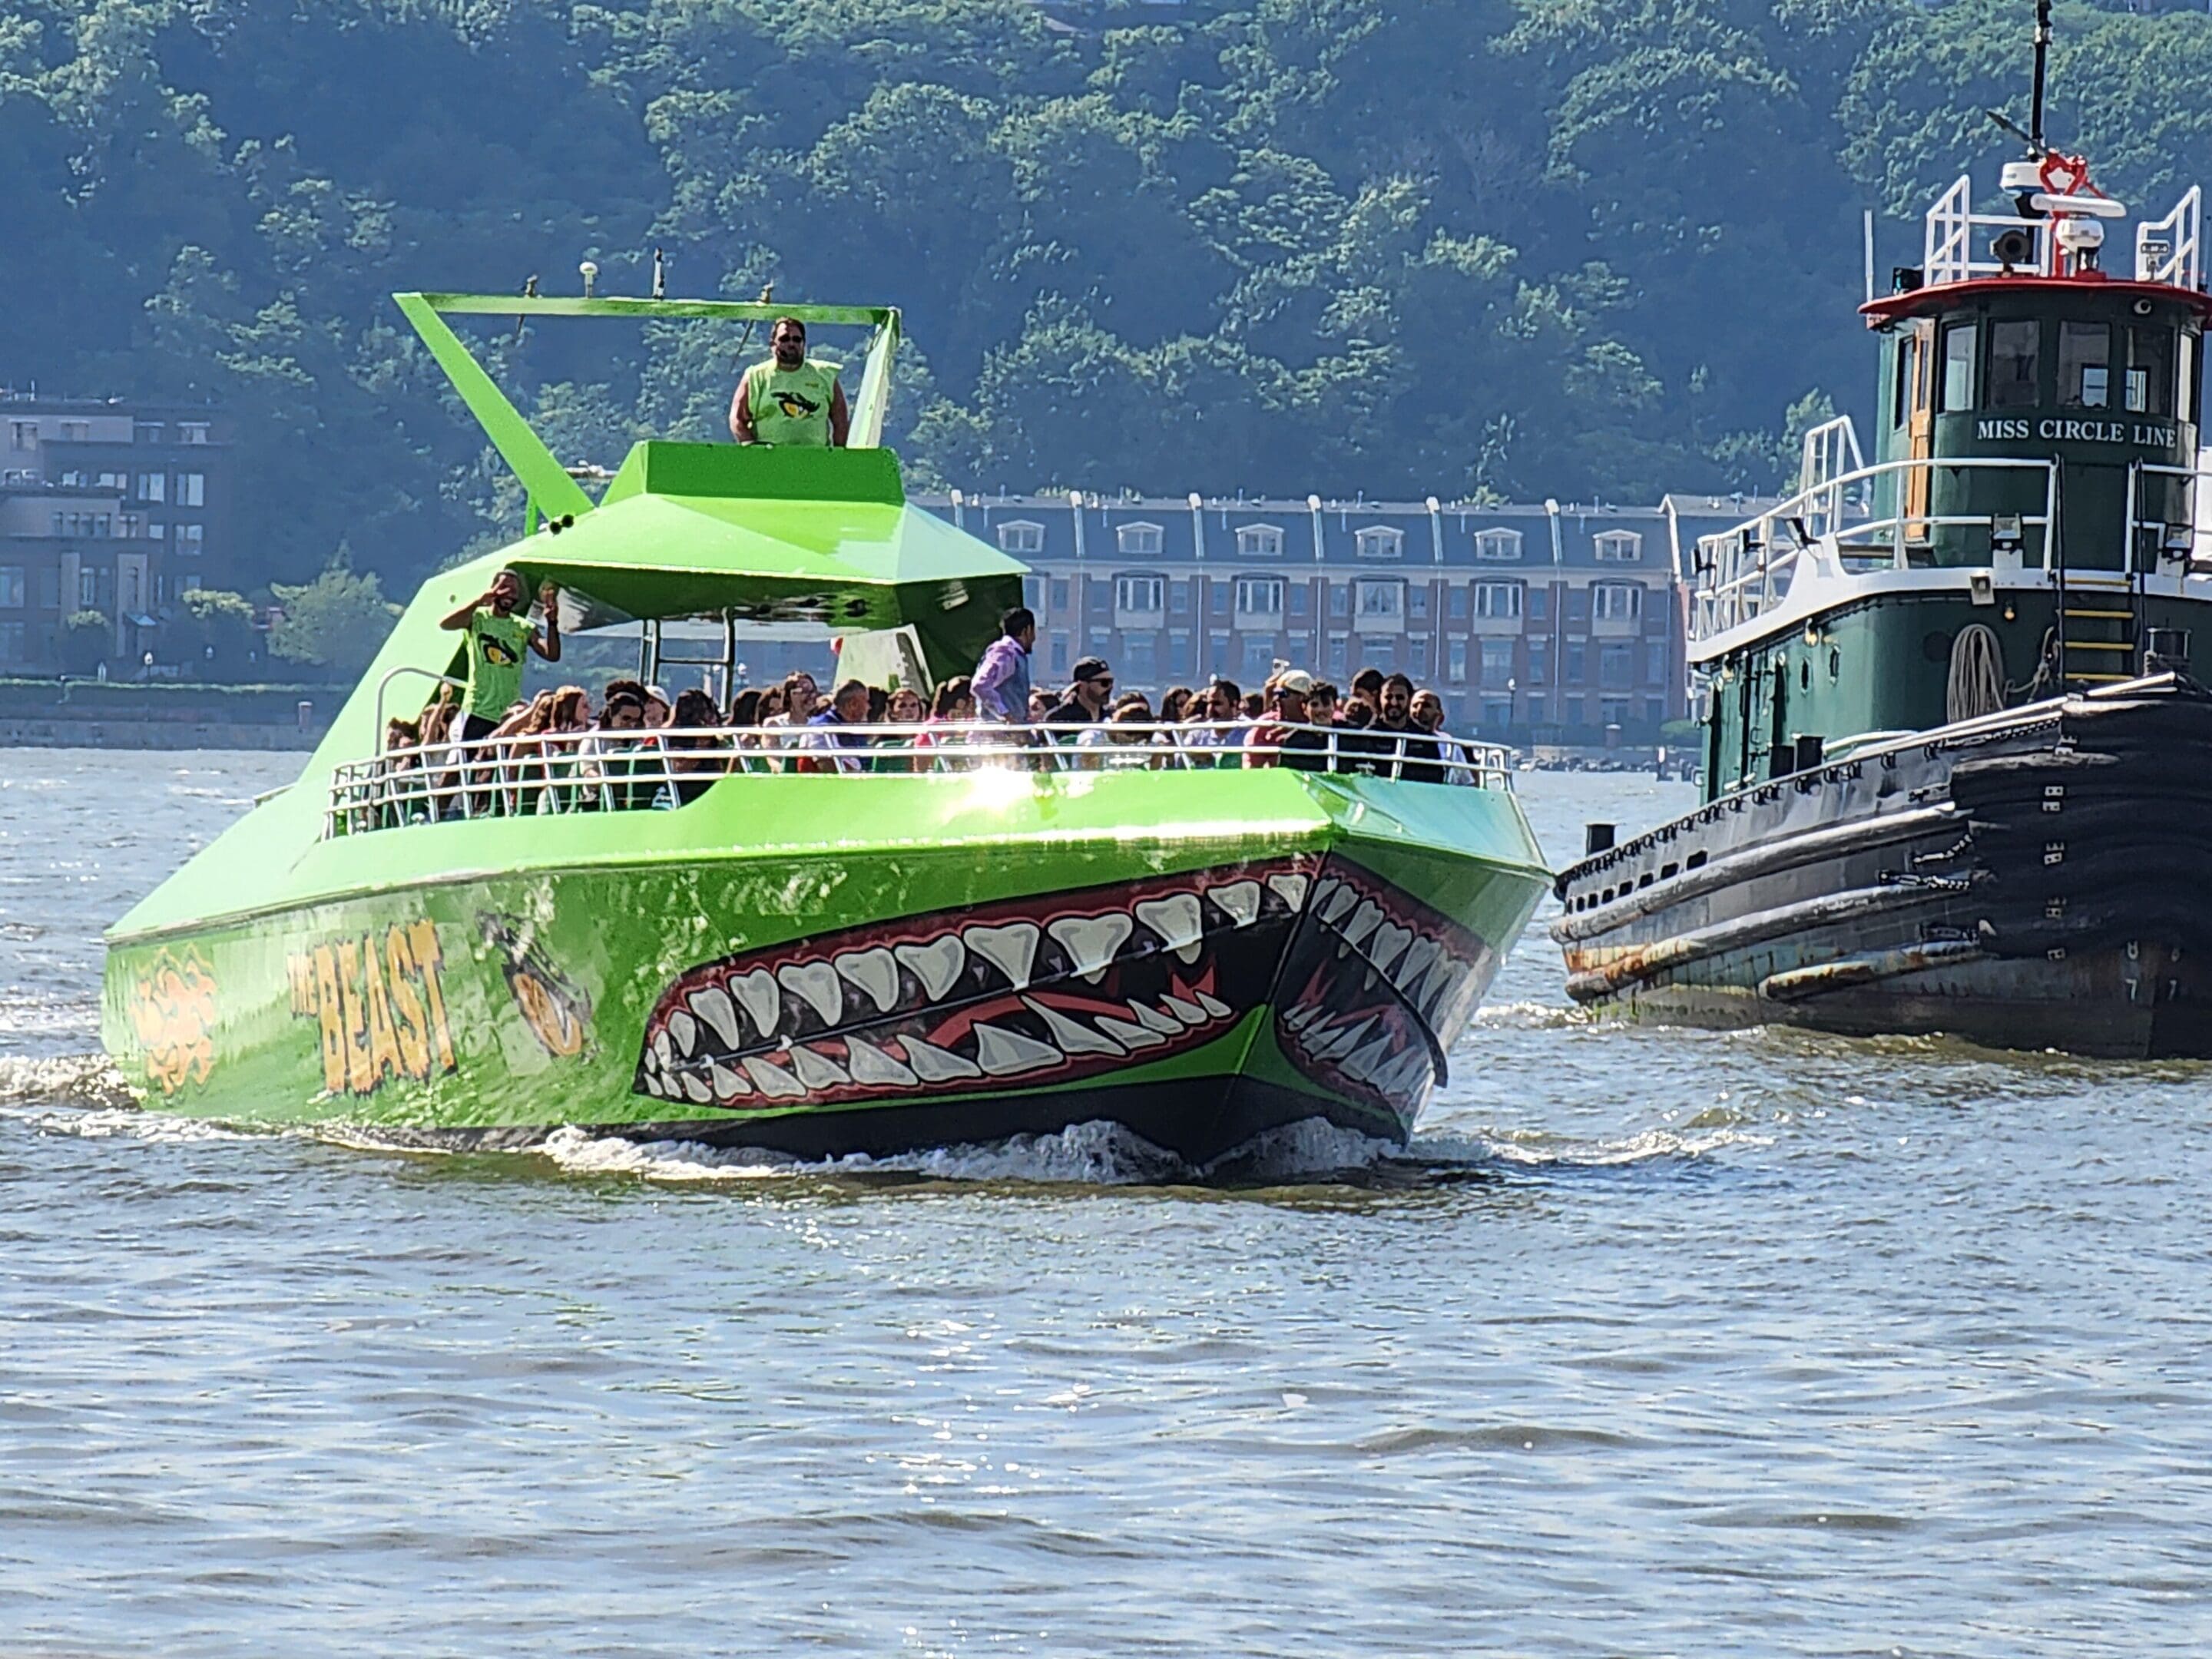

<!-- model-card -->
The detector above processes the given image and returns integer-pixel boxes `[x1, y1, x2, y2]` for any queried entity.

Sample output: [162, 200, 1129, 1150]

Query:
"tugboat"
[1554, 8, 2212, 1058]
[101, 286, 1549, 1163]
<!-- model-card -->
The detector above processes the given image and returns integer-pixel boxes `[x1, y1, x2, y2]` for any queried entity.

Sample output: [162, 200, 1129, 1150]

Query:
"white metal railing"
[1925, 175, 2051, 285]
[2136, 186, 2203, 289]
[1689, 453, 2061, 642]
[323, 720, 1514, 836]
[2128, 459, 2212, 571]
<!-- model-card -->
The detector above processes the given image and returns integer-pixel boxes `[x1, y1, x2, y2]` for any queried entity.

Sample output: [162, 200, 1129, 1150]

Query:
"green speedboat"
[101, 290, 1549, 1165]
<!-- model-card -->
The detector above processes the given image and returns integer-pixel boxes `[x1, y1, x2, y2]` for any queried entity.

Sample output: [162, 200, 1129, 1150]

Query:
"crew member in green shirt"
[439, 569, 562, 740]
[729, 317, 851, 448]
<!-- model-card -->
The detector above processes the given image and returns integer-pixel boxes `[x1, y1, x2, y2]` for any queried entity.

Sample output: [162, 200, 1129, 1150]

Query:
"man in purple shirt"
[972, 607, 1036, 723]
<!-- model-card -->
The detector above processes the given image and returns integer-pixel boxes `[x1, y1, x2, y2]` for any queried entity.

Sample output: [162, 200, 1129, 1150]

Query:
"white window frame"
[176, 524, 205, 555]
[1353, 579, 1402, 621]
[0, 566, 23, 609]
[178, 422, 210, 445]
[1354, 525, 1402, 560]
[177, 472, 207, 508]
[1115, 574, 1164, 614]
[136, 472, 165, 503]
[995, 519, 1045, 555]
[1473, 581, 1523, 619]
[1591, 581, 1644, 621]
[1474, 528, 1523, 561]
[1235, 523, 1284, 558]
[1234, 576, 1284, 618]
[1116, 522, 1164, 557]
[1593, 530, 1642, 562]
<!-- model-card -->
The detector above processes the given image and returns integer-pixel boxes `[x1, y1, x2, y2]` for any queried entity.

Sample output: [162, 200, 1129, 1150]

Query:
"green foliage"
[8, 0, 2200, 592]
[166, 587, 260, 677]
[267, 560, 400, 678]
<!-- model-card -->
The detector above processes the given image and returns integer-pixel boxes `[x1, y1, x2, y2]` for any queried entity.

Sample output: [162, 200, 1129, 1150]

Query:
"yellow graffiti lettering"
[408, 919, 455, 1073]
[337, 939, 374, 1094]
[384, 929, 429, 1080]
[360, 931, 404, 1087]
[311, 944, 349, 1094]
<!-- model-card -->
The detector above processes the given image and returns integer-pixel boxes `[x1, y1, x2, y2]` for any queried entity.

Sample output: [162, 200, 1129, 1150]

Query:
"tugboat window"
[2058, 321, 2111, 408]
[1939, 322, 1977, 412]
[1986, 320, 2040, 409]
[2126, 325, 2174, 416]
[1892, 331, 1920, 427]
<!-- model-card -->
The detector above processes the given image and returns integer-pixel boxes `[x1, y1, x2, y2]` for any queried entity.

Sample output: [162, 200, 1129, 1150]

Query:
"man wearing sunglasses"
[1042, 656, 1115, 729]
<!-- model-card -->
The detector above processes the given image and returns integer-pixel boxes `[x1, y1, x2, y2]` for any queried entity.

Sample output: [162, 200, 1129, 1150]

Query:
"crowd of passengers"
[364, 593, 1482, 825]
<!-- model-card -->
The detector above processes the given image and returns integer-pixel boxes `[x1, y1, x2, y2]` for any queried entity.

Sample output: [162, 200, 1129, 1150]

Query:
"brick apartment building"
[0, 393, 233, 673]
[920, 491, 1757, 745]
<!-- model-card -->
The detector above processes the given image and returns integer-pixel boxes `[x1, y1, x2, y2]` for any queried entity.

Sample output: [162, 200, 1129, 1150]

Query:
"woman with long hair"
[665, 687, 727, 805]
[876, 683, 927, 773]
[918, 675, 977, 771]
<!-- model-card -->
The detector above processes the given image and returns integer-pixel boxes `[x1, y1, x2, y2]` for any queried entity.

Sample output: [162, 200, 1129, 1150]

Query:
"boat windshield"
[326, 720, 1513, 836]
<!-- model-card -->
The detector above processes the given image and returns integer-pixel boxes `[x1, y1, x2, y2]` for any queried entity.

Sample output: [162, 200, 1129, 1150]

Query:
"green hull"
[104, 769, 1547, 1163]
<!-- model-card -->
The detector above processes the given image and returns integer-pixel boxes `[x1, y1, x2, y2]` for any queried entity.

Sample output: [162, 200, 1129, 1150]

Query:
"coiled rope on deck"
[1947, 624, 2005, 722]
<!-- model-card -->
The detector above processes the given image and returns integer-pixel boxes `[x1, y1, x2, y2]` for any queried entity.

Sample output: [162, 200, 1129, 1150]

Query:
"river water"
[1, 750, 2206, 1655]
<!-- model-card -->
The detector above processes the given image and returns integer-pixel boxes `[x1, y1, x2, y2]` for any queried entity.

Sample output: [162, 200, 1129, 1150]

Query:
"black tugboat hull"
[1552, 677, 2212, 1059]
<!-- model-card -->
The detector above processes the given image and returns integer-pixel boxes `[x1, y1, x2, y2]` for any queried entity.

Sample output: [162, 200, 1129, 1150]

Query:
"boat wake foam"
[0, 1053, 137, 1111]
[529, 1114, 1402, 1188]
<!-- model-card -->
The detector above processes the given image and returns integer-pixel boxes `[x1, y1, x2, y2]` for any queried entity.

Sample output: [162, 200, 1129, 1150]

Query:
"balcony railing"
[324, 719, 1513, 838]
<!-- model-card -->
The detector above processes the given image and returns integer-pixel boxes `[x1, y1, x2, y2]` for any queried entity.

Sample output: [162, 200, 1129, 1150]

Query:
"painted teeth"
[789, 1044, 850, 1091]
[973, 1021, 1060, 1075]
[1394, 937, 1441, 998]
[1319, 882, 1357, 926]
[678, 1071, 712, 1104]
[1267, 873, 1310, 912]
[642, 1071, 671, 1098]
[668, 1008, 700, 1058]
[651, 1029, 676, 1072]
[743, 1055, 806, 1098]
[1313, 1016, 1373, 1061]
[1341, 1034, 1396, 1084]
[1135, 894, 1204, 965]
[1195, 990, 1233, 1021]
[1160, 993, 1207, 1027]
[732, 969, 781, 1037]
[777, 962, 843, 1027]
[1367, 922, 1412, 976]
[690, 985, 742, 1049]
[709, 1061, 750, 1102]
[846, 1036, 919, 1088]
[1128, 1001, 1181, 1037]
[1024, 996, 1125, 1057]
[966, 922, 1040, 991]
[1208, 881, 1261, 929]
[834, 947, 900, 1014]
[1047, 914, 1132, 984]
[1280, 1001, 1323, 1034]
[896, 935, 966, 1002]
[901, 1035, 982, 1082]
[1095, 1012, 1166, 1049]
[1340, 899, 1383, 950]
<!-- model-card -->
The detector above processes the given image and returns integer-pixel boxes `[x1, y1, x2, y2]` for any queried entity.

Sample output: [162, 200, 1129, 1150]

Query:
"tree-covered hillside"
[6, 0, 2212, 589]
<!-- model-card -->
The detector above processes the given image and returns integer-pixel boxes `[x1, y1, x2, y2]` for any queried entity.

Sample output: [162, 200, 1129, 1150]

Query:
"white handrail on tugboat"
[1924, 174, 2054, 285]
[324, 720, 1515, 838]
[2135, 185, 2203, 288]
[1688, 454, 2061, 641]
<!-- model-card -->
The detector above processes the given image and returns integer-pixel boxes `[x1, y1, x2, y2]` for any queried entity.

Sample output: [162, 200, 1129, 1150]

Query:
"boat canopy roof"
[392, 290, 1025, 680]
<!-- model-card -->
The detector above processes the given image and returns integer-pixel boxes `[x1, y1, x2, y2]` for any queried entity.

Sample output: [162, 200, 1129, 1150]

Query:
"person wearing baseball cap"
[1043, 657, 1115, 729]
[1248, 668, 1330, 772]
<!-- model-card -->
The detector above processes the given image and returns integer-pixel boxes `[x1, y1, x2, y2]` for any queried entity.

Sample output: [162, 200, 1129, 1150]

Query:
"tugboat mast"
[2030, 0, 2051, 153]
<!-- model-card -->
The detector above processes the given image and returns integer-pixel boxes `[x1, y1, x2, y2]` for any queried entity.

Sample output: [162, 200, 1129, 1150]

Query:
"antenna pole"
[2030, 0, 2051, 150]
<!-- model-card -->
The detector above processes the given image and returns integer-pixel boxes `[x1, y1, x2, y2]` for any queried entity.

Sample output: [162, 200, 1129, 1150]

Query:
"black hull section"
[1552, 676, 2212, 1059]
[367, 1075, 1399, 1170]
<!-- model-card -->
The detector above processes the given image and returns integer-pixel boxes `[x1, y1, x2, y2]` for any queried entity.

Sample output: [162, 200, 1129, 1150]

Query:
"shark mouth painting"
[634, 856, 1326, 1111]
[1273, 863, 1496, 1120]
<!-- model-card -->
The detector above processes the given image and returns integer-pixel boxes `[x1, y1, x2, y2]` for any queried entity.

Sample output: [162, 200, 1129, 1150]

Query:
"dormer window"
[1355, 525, 1402, 560]
[1593, 530, 1641, 562]
[1235, 524, 1283, 558]
[996, 520, 1044, 555]
[1474, 528, 1522, 561]
[1117, 522, 1163, 557]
